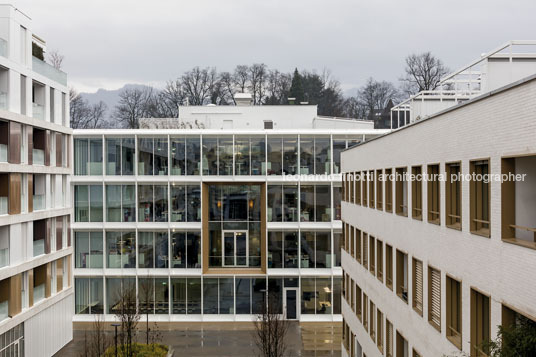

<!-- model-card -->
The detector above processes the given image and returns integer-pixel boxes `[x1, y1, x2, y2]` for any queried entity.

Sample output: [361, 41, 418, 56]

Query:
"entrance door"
[222, 230, 248, 266]
[284, 288, 298, 320]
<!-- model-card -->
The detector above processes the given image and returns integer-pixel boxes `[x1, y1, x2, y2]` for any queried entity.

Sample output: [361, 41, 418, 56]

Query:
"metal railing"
[32, 102, 44, 120]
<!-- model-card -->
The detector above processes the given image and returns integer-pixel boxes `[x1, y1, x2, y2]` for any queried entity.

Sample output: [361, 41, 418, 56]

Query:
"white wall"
[24, 294, 73, 357]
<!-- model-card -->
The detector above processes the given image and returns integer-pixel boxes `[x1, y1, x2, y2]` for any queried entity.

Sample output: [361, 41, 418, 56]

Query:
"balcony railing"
[0, 300, 8, 321]
[0, 196, 7, 215]
[0, 143, 6, 162]
[33, 284, 45, 304]
[32, 103, 44, 121]
[0, 38, 6, 58]
[33, 239, 45, 257]
[32, 56, 67, 86]
[32, 149, 44, 165]
[0, 248, 8, 268]
[33, 194, 45, 211]
[0, 92, 6, 110]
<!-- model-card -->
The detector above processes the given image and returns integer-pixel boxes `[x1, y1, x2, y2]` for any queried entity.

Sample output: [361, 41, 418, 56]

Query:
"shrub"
[104, 343, 168, 357]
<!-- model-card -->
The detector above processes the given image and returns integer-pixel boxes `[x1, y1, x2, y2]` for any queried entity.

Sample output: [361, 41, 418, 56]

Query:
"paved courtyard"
[55, 322, 341, 356]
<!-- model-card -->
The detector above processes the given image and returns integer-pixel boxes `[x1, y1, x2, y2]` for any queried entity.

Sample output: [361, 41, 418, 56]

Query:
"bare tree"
[48, 50, 64, 70]
[357, 77, 400, 120]
[265, 70, 291, 105]
[181, 67, 217, 105]
[69, 88, 107, 129]
[253, 293, 289, 357]
[219, 71, 237, 105]
[233, 65, 250, 93]
[113, 87, 152, 129]
[114, 281, 139, 357]
[401, 52, 449, 95]
[249, 63, 268, 105]
[138, 278, 154, 345]
[343, 96, 367, 119]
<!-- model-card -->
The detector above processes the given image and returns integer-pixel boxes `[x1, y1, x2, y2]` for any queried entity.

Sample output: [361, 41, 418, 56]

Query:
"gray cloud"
[18, 0, 536, 92]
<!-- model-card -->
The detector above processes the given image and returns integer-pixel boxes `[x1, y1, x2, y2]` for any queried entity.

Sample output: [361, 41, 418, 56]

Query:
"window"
[385, 169, 393, 212]
[170, 184, 201, 222]
[362, 171, 368, 206]
[427, 164, 440, 224]
[75, 277, 103, 314]
[75, 231, 103, 268]
[106, 185, 135, 222]
[170, 277, 201, 314]
[267, 136, 298, 175]
[106, 277, 135, 314]
[105, 137, 135, 175]
[396, 250, 408, 303]
[202, 136, 233, 176]
[356, 228, 362, 263]
[138, 232, 168, 268]
[300, 231, 331, 268]
[471, 289, 490, 357]
[395, 167, 408, 216]
[138, 277, 169, 315]
[412, 166, 423, 220]
[470, 160, 490, 237]
[356, 283, 362, 321]
[268, 184, 298, 222]
[301, 277, 332, 315]
[447, 276, 462, 349]
[377, 240, 383, 282]
[377, 309, 384, 352]
[376, 169, 383, 210]
[171, 231, 200, 268]
[334, 185, 342, 220]
[333, 139, 347, 174]
[355, 172, 362, 205]
[386, 320, 393, 357]
[333, 231, 341, 267]
[501, 305, 536, 352]
[369, 235, 375, 275]
[300, 185, 331, 222]
[363, 293, 368, 331]
[138, 185, 168, 222]
[106, 231, 135, 268]
[74, 138, 102, 175]
[74, 185, 103, 222]
[412, 258, 423, 316]
[362, 233, 368, 269]
[171, 136, 201, 175]
[386, 244, 393, 290]
[501, 156, 536, 249]
[299, 136, 330, 175]
[396, 331, 408, 357]
[264, 120, 273, 129]
[370, 300, 376, 340]
[446, 162, 462, 229]
[428, 266, 441, 331]
[138, 137, 168, 176]
[0, 226, 8, 268]
[234, 136, 266, 175]
[369, 170, 375, 208]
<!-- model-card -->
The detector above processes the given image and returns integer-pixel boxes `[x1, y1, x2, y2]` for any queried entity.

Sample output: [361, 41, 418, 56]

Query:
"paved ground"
[55, 322, 341, 356]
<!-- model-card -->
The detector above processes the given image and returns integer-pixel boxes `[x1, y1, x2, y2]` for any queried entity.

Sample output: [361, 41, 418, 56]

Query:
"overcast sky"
[16, 0, 536, 93]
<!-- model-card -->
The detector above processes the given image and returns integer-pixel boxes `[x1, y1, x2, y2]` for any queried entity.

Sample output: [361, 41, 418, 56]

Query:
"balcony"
[32, 102, 44, 121]
[0, 92, 6, 110]
[0, 247, 8, 268]
[0, 143, 5, 162]
[32, 148, 44, 165]
[32, 56, 67, 86]
[33, 239, 44, 257]
[0, 300, 7, 321]
[502, 155, 536, 249]
[0, 196, 6, 215]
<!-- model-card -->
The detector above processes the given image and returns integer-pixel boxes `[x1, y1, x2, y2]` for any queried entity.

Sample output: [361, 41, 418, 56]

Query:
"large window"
[138, 137, 168, 176]
[138, 232, 168, 268]
[268, 184, 298, 222]
[396, 249, 408, 303]
[300, 231, 331, 268]
[300, 136, 330, 175]
[267, 136, 298, 175]
[268, 231, 298, 268]
[412, 258, 423, 316]
[171, 277, 201, 314]
[171, 136, 201, 175]
[74, 185, 103, 222]
[202, 136, 233, 175]
[138, 185, 168, 222]
[301, 277, 333, 315]
[171, 231, 201, 268]
[75, 231, 103, 268]
[170, 184, 200, 222]
[203, 277, 234, 314]
[235, 136, 266, 175]
[74, 138, 102, 175]
[411, 166, 423, 220]
[300, 185, 331, 222]
[106, 185, 135, 222]
[470, 160, 490, 237]
[470, 289, 490, 357]
[106, 137, 135, 175]
[75, 277, 103, 314]
[106, 278, 135, 314]
[138, 277, 169, 314]
[427, 164, 440, 224]
[208, 184, 262, 268]
[106, 231, 135, 268]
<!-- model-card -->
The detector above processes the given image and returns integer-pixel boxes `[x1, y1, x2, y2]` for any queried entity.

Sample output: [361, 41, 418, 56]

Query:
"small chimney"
[234, 93, 253, 106]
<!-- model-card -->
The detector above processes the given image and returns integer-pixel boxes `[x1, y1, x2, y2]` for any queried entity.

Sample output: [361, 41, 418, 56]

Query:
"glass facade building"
[72, 123, 380, 322]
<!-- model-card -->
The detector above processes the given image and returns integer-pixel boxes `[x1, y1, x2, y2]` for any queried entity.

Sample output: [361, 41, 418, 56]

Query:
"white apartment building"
[0, 5, 73, 357]
[72, 102, 387, 324]
[341, 70, 536, 354]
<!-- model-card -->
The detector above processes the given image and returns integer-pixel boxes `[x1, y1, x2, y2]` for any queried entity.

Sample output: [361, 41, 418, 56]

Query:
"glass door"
[222, 230, 248, 266]
[284, 288, 298, 320]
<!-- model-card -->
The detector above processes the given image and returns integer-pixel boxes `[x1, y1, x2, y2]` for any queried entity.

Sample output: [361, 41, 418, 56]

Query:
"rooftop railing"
[32, 56, 67, 86]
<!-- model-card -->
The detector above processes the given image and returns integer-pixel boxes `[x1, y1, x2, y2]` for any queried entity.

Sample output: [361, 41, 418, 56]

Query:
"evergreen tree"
[288, 68, 304, 104]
